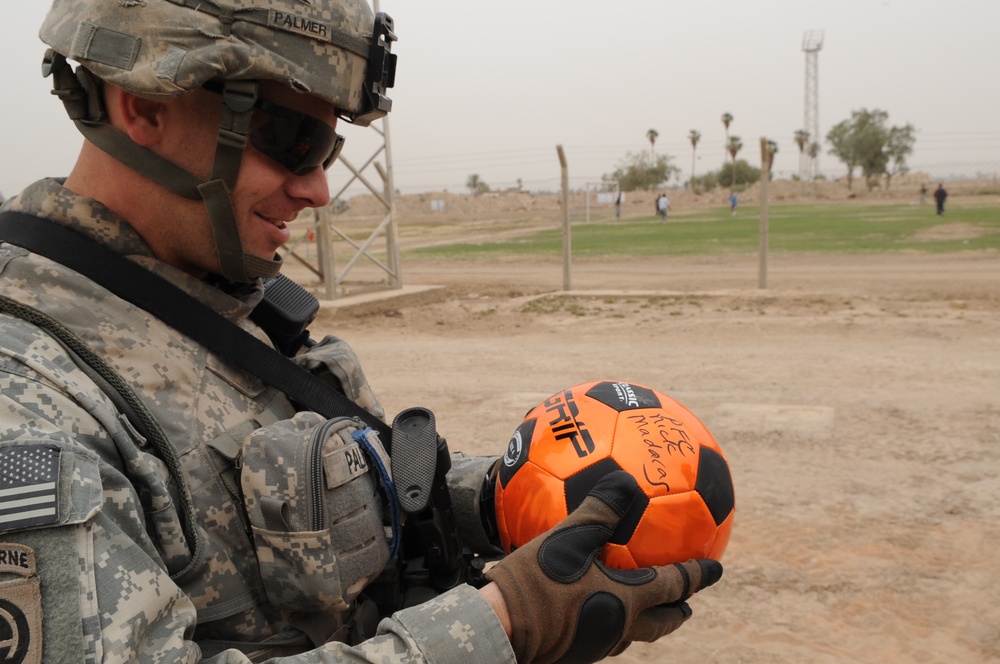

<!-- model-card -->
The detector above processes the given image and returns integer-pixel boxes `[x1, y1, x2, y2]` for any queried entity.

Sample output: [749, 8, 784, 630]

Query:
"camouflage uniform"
[0, 179, 513, 663]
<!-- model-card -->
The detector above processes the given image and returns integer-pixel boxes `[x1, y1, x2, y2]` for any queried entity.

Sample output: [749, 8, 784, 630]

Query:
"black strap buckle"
[220, 79, 259, 114]
[352, 12, 397, 127]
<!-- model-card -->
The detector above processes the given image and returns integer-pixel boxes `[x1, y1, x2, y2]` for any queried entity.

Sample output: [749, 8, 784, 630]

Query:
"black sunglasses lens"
[250, 106, 343, 175]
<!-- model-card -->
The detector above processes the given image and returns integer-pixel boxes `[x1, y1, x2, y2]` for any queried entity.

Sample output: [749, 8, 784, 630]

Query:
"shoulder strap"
[0, 211, 393, 449]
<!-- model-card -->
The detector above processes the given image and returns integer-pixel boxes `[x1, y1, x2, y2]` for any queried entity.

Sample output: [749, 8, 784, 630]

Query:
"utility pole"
[557, 145, 571, 291]
[759, 138, 775, 289]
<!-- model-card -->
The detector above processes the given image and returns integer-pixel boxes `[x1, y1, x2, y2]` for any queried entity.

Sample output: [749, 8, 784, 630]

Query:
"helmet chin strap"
[45, 51, 282, 283]
[199, 79, 282, 283]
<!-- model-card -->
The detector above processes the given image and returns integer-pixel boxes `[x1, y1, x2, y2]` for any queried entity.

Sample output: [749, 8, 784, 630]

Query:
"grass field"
[404, 202, 1000, 259]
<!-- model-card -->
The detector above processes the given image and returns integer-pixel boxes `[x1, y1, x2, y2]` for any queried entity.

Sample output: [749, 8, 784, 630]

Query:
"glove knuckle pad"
[562, 591, 625, 664]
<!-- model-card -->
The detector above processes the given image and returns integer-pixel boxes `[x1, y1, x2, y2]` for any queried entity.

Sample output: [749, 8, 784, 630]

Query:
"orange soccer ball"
[494, 380, 735, 569]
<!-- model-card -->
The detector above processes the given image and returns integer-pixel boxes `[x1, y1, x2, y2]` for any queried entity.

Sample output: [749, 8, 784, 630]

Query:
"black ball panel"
[695, 446, 735, 526]
[585, 381, 662, 412]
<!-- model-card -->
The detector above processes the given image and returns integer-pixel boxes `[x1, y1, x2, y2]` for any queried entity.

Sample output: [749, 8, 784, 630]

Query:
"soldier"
[0, 1, 721, 662]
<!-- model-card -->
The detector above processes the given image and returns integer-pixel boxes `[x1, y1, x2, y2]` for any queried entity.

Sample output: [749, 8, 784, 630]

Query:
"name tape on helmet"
[271, 11, 331, 41]
[267, 10, 369, 58]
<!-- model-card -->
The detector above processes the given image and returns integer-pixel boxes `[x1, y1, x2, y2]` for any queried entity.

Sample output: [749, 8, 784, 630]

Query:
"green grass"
[405, 203, 1000, 259]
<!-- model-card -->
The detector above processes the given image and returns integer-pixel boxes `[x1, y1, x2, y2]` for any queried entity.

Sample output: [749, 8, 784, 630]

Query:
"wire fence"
[282, 173, 1000, 302]
[385, 162, 1000, 199]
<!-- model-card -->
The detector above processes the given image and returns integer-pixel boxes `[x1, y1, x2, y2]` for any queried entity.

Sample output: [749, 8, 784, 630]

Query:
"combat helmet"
[39, 0, 397, 282]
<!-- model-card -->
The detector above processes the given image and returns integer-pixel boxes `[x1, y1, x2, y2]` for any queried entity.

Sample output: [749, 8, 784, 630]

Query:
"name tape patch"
[270, 10, 331, 40]
[323, 441, 369, 490]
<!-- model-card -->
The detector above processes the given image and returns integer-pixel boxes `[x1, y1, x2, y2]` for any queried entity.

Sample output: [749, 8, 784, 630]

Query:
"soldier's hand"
[483, 471, 723, 664]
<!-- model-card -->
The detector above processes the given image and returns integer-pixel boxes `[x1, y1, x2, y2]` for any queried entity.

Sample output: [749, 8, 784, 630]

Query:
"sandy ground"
[289, 240, 1000, 663]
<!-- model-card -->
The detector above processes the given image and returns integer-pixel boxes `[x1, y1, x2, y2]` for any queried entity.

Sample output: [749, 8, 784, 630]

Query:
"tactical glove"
[485, 471, 723, 664]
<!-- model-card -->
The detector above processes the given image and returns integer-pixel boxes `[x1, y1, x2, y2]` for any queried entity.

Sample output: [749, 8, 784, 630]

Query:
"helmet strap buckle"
[220, 79, 258, 114]
[350, 12, 397, 127]
[43, 50, 104, 124]
[211, 80, 257, 187]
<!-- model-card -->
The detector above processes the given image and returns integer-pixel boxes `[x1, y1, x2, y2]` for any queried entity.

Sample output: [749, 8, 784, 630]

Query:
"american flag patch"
[0, 445, 61, 530]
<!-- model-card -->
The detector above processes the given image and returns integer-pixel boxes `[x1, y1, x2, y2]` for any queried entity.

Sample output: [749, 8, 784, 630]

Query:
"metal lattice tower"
[802, 30, 824, 181]
[282, 0, 401, 299]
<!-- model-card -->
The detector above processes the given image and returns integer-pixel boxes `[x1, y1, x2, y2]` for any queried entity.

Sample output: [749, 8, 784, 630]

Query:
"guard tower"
[802, 30, 824, 182]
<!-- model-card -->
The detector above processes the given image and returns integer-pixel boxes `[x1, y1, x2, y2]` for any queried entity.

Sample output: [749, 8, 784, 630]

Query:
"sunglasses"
[204, 82, 345, 176]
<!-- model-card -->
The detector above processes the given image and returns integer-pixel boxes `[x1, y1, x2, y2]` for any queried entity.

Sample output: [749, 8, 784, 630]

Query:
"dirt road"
[299, 250, 1000, 663]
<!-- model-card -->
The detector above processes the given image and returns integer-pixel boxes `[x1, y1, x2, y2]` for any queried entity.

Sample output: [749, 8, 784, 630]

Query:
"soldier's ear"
[113, 88, 168, 148]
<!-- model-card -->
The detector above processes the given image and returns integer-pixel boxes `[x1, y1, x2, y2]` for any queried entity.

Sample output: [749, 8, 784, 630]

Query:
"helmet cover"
[40, 0, 393, 123]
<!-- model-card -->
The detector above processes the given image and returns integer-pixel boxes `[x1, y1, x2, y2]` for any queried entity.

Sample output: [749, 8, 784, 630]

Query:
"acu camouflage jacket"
[0, 179, 513, 664]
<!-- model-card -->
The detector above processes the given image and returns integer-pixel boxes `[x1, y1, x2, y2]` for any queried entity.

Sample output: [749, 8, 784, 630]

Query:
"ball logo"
[0, 599, 30, 664]
[544, 390, 596, 458]
[612, 382, 640, 408]
[503, 431, 523, 467]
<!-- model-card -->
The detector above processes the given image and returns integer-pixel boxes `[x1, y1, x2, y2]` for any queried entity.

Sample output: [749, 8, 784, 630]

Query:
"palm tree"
[721, 113, 734, 186]
[721, 112, 733, 153]
[466, 173, 481, 196]
[646, 128, 659, 160]
[794, 129, 809, 154]
[688, 130, 701, 190]
[794, 129, 809, 180]
[726, 135, 743, 187]
[765, 139, 779, 177]
[807, 141, 821, 179]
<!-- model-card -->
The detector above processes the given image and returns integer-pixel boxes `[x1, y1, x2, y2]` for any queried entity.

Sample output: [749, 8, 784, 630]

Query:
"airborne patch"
[0, 543, 42, 664]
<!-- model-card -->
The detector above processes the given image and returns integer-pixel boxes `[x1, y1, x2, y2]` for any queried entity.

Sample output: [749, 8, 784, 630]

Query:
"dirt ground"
[291, 239, 999, 663]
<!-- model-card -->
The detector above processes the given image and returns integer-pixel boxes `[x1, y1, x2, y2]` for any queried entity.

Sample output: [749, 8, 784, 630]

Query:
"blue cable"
[352, 427, 402, 562]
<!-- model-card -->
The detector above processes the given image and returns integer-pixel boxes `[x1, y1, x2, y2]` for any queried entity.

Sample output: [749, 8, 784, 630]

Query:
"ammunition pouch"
[239, 412, 390, 614]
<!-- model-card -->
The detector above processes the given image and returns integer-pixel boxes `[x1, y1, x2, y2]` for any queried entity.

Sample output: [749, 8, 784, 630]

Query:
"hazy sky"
[1, 0, 997, 198]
